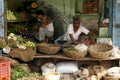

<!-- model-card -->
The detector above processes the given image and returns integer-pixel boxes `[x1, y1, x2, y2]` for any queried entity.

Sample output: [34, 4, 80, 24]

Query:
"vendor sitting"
[55, 16, 92, 45]
[32, 10, 54, 43]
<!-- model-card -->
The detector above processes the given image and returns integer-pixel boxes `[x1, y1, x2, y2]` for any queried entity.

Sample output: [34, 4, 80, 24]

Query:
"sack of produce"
[37, 43, 61, 54]
[11, 66, 41, 80]
[9, 47, 36, 62]
[41, 62, 56, 75]
[56, 61, 78, 73]
[87, 65, 106, 80]
[1, 56, 20, 67]
[88, 43, 113, 59]
[63, 44, 88, 59]
[104, 67, 120, 80]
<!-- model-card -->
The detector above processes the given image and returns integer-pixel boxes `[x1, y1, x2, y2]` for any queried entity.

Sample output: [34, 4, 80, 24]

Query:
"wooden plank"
[34, 53, 120, 61]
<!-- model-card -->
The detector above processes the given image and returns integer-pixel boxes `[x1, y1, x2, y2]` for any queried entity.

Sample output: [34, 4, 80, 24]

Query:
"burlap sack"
[0, 56, 20, 67]
[87, 65, 107, 80]
[9, 48, 36, 62]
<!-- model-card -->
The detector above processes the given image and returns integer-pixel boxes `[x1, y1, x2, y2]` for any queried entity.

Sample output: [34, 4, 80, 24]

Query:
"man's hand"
[69, 34, 79, 45]
[74, 40, 79, 45]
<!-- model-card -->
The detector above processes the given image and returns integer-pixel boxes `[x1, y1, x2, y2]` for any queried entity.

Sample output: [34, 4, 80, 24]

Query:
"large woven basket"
[63, 47, 87, 59]
[88, 44, 113, 59]
[37, 43, 61, 55]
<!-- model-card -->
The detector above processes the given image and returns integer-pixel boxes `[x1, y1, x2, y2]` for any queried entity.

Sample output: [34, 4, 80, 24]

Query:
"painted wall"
[113, 0, 120, 48]
[37, 0, 99, 30]
[6, 0, 103, 39]
[38, 0, 75, 18]
[0, 0, 4, 37]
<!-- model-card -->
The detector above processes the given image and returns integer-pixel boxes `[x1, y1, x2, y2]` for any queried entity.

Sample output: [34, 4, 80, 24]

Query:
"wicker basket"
[88, 44, 113, 59]
[37, 43, 61, 55]
[104, 76, 119, 80]
[63, 47, 87, 59]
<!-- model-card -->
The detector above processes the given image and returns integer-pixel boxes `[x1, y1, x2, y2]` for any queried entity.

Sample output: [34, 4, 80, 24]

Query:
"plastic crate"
[0, 75, 10, 80]
[0, 61, 10, 77]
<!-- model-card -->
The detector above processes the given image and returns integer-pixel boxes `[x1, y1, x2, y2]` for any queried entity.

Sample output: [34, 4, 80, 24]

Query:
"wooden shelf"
[34, 53, 120, 61]
[7, 19, 31, 23]
[75, 13, 98, 16]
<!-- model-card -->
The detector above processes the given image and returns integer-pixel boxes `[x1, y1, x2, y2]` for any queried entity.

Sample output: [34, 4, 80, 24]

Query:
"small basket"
[100, 23, 109, 27]
[88, 43, 113, 59]
[63, 47, 87, 59]
[37, 43, 61, 55]
[98, 22, 109, 27]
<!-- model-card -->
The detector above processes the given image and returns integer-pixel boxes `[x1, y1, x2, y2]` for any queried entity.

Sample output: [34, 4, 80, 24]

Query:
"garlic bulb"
[74, 44, 88, 52]
[7, 36, 11, 40]
[9, 33, 15, 37]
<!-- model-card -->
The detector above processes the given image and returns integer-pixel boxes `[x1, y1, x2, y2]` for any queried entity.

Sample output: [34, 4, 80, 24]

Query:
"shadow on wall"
[36, 1, 66, 40]
[82, 18, 99, 30]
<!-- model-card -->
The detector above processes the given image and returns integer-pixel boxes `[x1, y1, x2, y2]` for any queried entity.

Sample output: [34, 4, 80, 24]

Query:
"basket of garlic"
[63, 44, 88, 59]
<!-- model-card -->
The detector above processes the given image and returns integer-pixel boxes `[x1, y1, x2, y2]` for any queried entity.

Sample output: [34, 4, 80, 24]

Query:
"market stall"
[1, 0, 120, 80]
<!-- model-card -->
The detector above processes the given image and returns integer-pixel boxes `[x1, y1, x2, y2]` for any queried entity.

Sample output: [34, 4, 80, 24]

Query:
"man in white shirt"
[55, 16, 89, 44]
[32, 10, 54, 42]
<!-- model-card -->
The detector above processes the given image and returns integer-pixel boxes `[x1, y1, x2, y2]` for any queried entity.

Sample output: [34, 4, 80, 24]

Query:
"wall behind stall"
[38, 0, 75, 19]
[36, 0, 101, 32]
[37, 0, 75, 32]
[0, 0, 4, 37]
[36, 0, 76, 39]
[6, 0, 102, 39]
[6, 0, 23, 10]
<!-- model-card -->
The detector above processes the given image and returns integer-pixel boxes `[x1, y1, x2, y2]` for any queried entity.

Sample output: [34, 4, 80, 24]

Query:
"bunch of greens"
[11, 66, 40, 80]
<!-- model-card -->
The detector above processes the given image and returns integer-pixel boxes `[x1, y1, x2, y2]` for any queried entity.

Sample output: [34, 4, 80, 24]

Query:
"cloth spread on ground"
[9, 48, 36, 62]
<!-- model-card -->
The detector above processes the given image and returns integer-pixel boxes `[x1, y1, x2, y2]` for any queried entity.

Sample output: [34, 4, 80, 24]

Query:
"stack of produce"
[11, 65, 44, 80]
[104, 67, 120, 80]
[5, 33, 36, 62]
[7, 33, 36, 49]
[7, 10, 19, 20]
[22, 41, 36, 48]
